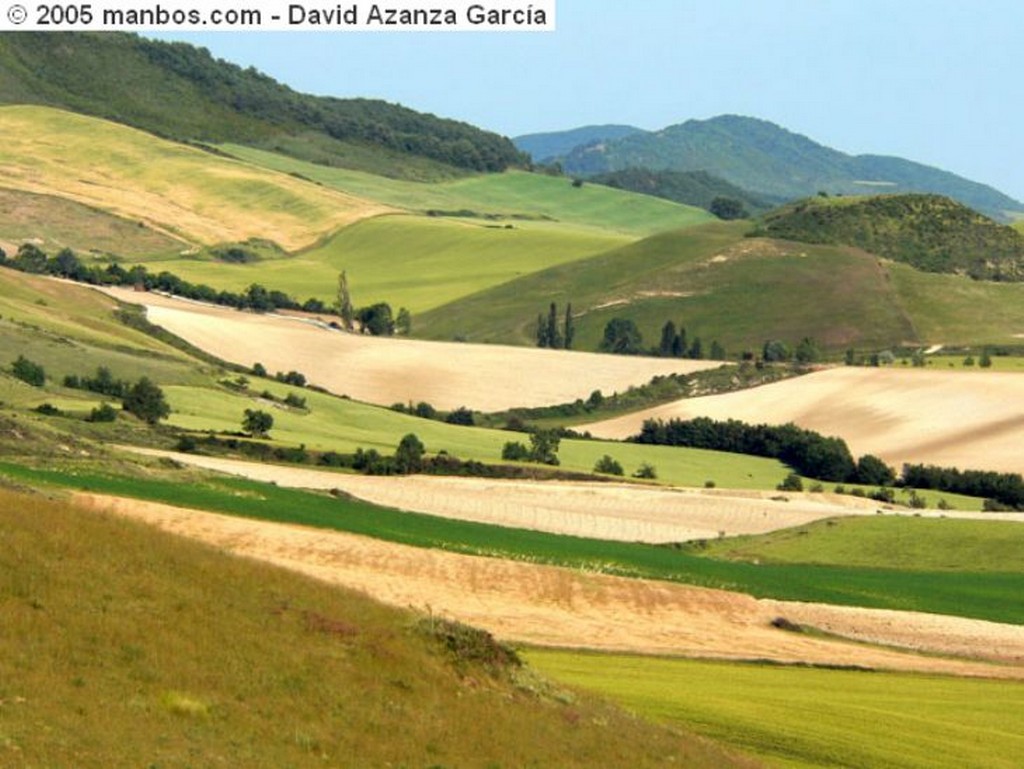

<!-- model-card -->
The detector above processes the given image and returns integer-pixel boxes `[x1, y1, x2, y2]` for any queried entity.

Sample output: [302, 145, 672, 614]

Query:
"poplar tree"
[337, 270, 354, 331]
[547, 302, 562, 349]
[564, 302, 575, 350]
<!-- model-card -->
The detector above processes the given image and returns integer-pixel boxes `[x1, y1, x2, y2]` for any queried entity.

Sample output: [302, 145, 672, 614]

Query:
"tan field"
[0, 105, 391, 249]
[99, 288, 719, 411]
[124, 448, 1024, 543]
[585, 367, 1024, 475]
[77, 493, 1024, 679]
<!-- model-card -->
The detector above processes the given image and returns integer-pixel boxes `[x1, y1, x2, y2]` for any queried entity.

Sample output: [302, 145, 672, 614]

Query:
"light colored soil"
[76, 493, 1024, 679]
[584, 367, 1024, 474]
[125, 448, 1024, 543]
[96, 287, 719, 411]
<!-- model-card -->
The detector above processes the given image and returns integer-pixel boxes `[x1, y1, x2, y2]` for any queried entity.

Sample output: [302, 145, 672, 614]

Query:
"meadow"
[2, 461, 1020, 624]
[0, 487, 746, 769]
[527, 650, 1024, 769]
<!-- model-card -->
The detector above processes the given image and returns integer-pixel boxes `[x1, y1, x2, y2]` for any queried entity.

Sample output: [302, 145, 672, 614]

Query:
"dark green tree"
[535, 312, 549, 348]
[563, 302, 575, 350]
[763, 340, 791, 362]
[528, 430, 561, 465]
[396, 307, 412, 335]
[11, 355, 45, 387]
[853, 454, 895, 486]
[395, 433, 426, 473]
[673, 326, 688, 358]
[445, 406, 475, 426]
[709, 340, 726, 360]
[243, 408, 274, 437]
[594, 455, 624, 476]
[337, 271, 354, 331]
[546, 302, 562, 349]
[658, 320, 677, 357]
[795, 337, 821, 364]
[688, 337, 703, 360]
[501, 441, 530, 461]
[357, 303, 395, 336]
[979, 348, 993, 368]
[709, 196, 749, 220]
[599, 318, 643, 355]
[123, 377, 170, 425]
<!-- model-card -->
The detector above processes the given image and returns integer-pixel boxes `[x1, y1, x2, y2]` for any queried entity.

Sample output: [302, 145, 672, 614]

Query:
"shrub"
[633, 463, 657, 480]
[445, 406, 475, 426]
[242, 408, 274, 438]
[87, 403, 118, 423]
[12, 355, 45, 387]
[777, 472, 804, 492]
[123, 377, 170, 424]
[283, 393, 307, 409]
[34, 403, 62, 416]
[593, 455, 624, 476]
[501, 441, 530, 461]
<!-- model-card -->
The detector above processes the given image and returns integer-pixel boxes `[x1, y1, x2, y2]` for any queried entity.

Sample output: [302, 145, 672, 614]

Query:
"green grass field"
[416, 222, 918, 351]
[2, 460, 1020, 624]
[136, 214, 628, 314]
[689, 516, 1024, 572]
[527, 650, 1024, 769]
[222, 144, 714, 237]
[1, 487, 744, 769]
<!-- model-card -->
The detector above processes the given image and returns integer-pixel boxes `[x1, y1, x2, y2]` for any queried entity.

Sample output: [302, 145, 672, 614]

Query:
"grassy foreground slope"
[528, 651, 1024, 769]
[0, 105, 388, 250]
[223, 145, 713, 236]
[1, 488, 752, 769]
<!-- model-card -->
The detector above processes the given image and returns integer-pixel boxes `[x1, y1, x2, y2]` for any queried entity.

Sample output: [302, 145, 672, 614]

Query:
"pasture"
[527, 650, 1024, 769]
[0, 105, 389, 250]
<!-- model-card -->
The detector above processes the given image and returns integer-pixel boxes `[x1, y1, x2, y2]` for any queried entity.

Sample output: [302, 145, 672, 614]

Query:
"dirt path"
[584, 367, 1024, 475]
[96, 287, 718, 411]
[125, 448, 1024, 543]
[76, 493, 1024, 679]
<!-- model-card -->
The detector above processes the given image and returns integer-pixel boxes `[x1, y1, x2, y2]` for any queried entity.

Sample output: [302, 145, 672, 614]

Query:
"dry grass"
[0, 487, 754, 768]
[585, 366, 1024, 474]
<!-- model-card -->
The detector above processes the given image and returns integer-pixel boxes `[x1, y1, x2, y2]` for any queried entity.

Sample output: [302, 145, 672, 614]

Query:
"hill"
[0, 487, 750, 768]
[589, 168, 776, 215]
[757, 194, 1024, 280]
[559, 115, 1024, 220]
[0, 32, 522, 179]
[514, 124, 646, 163]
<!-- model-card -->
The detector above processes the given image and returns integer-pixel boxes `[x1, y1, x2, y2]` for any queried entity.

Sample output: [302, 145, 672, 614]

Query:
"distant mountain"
[514, 125, 645, 164]
[589, 168, 777, 216]
[757, 194, 1024, 281]
[558, 115, 1023, 221]
[0, 32, 523, 177]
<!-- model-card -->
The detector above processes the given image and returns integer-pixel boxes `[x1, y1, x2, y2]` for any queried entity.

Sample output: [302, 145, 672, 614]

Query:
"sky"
[156, 0, 1024, 201]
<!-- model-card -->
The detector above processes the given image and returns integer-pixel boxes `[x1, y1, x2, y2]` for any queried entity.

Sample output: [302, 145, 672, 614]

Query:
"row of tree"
[901, 464, 1024, 510]
[535, 302, 575, 349]
[600, 318, 727, 360]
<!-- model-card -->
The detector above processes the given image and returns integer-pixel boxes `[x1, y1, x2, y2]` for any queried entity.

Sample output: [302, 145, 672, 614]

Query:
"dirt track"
[125, 448, 1024, 542]
[76, 493, 1024, 679]
[584, 367, 1024, 475]
[96, 288, 718, 411]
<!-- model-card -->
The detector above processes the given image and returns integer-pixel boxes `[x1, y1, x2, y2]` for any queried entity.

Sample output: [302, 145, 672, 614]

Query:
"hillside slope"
[0, 31, 522, 178]
[758, 194, 1024, 280]
[514, 124, 646, 163]
[560, 115, 1023, 220]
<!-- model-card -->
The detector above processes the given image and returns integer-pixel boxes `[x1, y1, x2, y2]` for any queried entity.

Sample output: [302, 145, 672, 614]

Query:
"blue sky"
[157, 0, 1024, 201]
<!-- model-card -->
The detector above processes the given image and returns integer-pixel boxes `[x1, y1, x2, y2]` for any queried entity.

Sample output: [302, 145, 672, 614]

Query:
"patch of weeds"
[418, 616, 521, 677]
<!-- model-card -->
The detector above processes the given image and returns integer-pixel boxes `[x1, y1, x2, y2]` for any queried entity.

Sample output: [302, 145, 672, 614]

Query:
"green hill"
[559, 115, 1023, 221]
[758, 194, 1024, 281]
[0, 32, 522, 179]
[514, 124, 645, 163]
[417, 220, 1024, 352]
[589, 168, 776, 215]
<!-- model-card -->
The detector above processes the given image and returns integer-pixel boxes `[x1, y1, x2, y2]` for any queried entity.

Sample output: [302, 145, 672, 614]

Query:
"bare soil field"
[584, 367, 1024, 475]
[125, 448, 1024, 542]
[98, 288, 718, 411]
[76, 493, 1024, 679]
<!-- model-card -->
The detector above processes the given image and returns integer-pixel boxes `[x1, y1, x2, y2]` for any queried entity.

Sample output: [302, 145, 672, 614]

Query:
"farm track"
[76, 493, 1024, 679]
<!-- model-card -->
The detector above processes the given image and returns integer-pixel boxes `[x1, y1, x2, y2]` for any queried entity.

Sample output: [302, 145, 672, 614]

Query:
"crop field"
[416, 225, 916, 350]
[137, 214, 628, 314]
[585, 366, 1024, 475]
[526, 651, 1024, 769]
[690, 515, 1024, 572]
[3, 460, 1022, 624]
[222, 144, 713, 236]
[0, 106, 390, 250]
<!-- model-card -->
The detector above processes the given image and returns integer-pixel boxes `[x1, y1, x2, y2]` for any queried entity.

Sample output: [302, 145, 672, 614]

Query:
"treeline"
[634, 417, 894, 485]
[598, 317, 726, 360]
[902, 464, 1024, 511]
[535, 302, 575, 349]
[590, 168, 773, 217]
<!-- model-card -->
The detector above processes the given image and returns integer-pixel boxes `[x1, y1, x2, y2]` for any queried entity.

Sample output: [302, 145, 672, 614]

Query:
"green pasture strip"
[526, 650, 1024, 769]
[223, 145, 712, 237]
[691, 515, 1024, 572]
[2, 461, 1021, 624]
[136, 214, 627, 314]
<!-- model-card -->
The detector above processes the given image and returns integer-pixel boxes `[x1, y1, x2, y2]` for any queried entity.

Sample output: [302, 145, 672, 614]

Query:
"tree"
[11, 355, 45, 387]
[243, 408, 274, 437]
[979, 348, 993, 368]
[599, 318, 643, 355]
[709, 196, 749, 220]
[673, 326, 688, 358]
[535, 312, 549, 348]
[396, 307, 412, 335]
[395, 433, 425, 473]
[854, 454, 895, 486]
[777, 472, 804, 492]
[594, 455, 624, 476]
[762, 340, 791, 362]
[563, 302, 575, 350]
[794, 337, 821, 364]
[688, 337, 703, 360]
[546, 302, 562, 349]
[502, 441, 530, 461]
[337, 271, 354, 331]
[528, 430, 561, 465]
[633, 463, 657, 480]
[357, 303, 395, 336]
[709, 340, 726, 360]
[445, 406, 475, 426]
[123, 377, 170, 425]
[658, 320, 677, 357]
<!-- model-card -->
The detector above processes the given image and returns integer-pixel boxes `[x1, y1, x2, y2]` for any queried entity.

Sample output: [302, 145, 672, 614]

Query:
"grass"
[527, 650, 1024, 769]
[0, 487, 746, 769]
[0, 105, 385, 251]
[2, 461, 1021, 624]
[136, 214, 628, 314]
[688, 516, 1024, 572]
[223, 144, 714, 237]
[416, 222, 918, 352]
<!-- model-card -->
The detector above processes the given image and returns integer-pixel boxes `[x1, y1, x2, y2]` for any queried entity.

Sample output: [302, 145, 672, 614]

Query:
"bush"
[283, 393, 307, 409]
[445, 406, 475, 426]
[123, 377, 170, 424]
[87, 403, 118, 423]
[777, 472, 804, 492]
[633, 463, 657, 479]
[501, 441, 530, 461]
[593, 455, 624, 476]
[34, 403, 62, 416]
[242, 408, 274, 438]
[12, 355, 45, 387]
